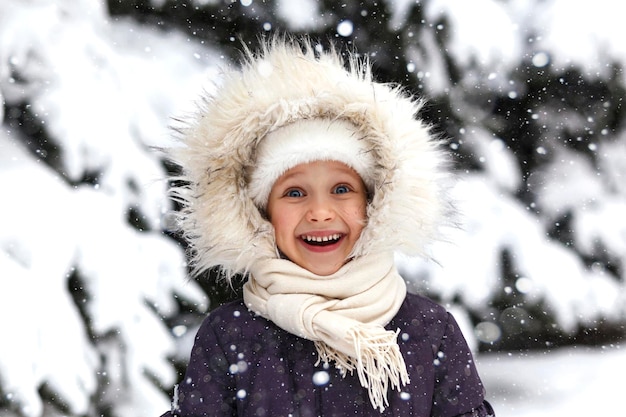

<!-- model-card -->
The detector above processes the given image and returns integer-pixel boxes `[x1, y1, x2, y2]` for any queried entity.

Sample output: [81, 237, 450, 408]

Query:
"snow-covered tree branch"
[1, 0, 625, 416]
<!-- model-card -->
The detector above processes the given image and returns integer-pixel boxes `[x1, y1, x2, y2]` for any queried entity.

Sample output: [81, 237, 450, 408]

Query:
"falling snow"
[1, 0, 625, 416]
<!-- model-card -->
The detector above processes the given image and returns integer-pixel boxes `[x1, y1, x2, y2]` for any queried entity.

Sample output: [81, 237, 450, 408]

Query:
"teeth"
[303, 234, 341, 242]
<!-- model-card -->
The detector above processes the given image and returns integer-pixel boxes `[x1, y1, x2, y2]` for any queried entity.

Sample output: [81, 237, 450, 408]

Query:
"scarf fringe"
[315, 325, 410, 412]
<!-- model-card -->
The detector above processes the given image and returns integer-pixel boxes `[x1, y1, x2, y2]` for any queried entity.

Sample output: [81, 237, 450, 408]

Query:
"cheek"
[356, 202, 369, 232]
[341, 202, 368, 227]
[270, 216, 284, 236]
[269, 208, 295, 237]
[355, 198, 368, 219]
[359, 201, 368, 218]
[270, 218, 287, 252]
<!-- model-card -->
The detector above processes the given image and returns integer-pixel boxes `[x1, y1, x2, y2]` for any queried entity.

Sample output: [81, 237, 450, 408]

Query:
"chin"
[305, 260, 345, 276]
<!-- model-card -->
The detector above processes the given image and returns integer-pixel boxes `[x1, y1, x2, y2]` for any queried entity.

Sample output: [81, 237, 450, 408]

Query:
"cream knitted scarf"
[243, 252, 410, 412]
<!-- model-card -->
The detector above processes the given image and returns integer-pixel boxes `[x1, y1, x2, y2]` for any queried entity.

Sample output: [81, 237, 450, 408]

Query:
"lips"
[300, 233, 342, 247]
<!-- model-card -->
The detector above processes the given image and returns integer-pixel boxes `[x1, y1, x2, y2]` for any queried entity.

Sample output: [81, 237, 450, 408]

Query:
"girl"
[161, 38, 495, 417]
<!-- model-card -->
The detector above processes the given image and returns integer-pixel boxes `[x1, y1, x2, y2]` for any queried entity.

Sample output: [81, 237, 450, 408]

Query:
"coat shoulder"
[392, 292, 451, 346]
[400, 292, 449, 322]
[196, 298, 287, 350]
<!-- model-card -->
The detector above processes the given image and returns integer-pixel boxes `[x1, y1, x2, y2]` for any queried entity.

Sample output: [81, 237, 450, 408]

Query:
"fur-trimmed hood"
[169, 38, 449, 279]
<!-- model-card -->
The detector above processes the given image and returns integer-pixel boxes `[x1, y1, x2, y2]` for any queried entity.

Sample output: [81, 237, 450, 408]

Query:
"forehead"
[276, 160, 363, 183]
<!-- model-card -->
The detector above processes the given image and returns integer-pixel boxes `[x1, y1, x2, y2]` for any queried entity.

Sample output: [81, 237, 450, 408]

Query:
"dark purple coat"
[161, 293, 494, 417]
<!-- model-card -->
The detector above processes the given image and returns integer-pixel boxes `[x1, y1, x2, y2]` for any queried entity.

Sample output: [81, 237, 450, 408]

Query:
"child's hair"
[169, 36, 449, 281]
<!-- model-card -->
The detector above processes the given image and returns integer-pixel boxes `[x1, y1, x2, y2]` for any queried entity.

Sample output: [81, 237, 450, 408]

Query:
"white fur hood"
[169, 38, 449, 278]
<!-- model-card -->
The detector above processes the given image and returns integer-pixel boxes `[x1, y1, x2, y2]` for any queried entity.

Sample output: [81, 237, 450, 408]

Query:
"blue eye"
[334, 185, 350, 194]
[285, 189, 304, 198]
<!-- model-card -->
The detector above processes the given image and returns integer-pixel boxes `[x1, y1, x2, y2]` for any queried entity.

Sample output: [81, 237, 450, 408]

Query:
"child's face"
[266, 160, 368, 276]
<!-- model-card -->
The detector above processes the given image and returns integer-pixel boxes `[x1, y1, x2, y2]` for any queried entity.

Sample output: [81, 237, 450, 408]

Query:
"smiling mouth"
[301, 234, 342, 246]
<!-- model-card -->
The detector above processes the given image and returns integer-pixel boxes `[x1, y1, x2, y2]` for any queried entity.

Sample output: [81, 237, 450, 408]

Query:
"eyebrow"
[275, 170, 305, 185]
[274, 164, 362, 188]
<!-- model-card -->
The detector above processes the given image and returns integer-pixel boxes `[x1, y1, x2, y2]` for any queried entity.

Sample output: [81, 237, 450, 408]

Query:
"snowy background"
[0, 0, 624, 416]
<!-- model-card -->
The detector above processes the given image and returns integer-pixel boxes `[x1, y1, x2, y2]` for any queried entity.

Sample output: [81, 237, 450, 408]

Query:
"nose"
[306, 195, 335, 223]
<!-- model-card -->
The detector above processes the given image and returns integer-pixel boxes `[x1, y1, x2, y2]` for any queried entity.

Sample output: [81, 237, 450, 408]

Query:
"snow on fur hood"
[169, 38, 449, 279]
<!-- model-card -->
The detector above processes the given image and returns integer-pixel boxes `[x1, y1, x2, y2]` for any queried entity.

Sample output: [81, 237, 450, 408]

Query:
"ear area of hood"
[168, 37, 450, 280]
